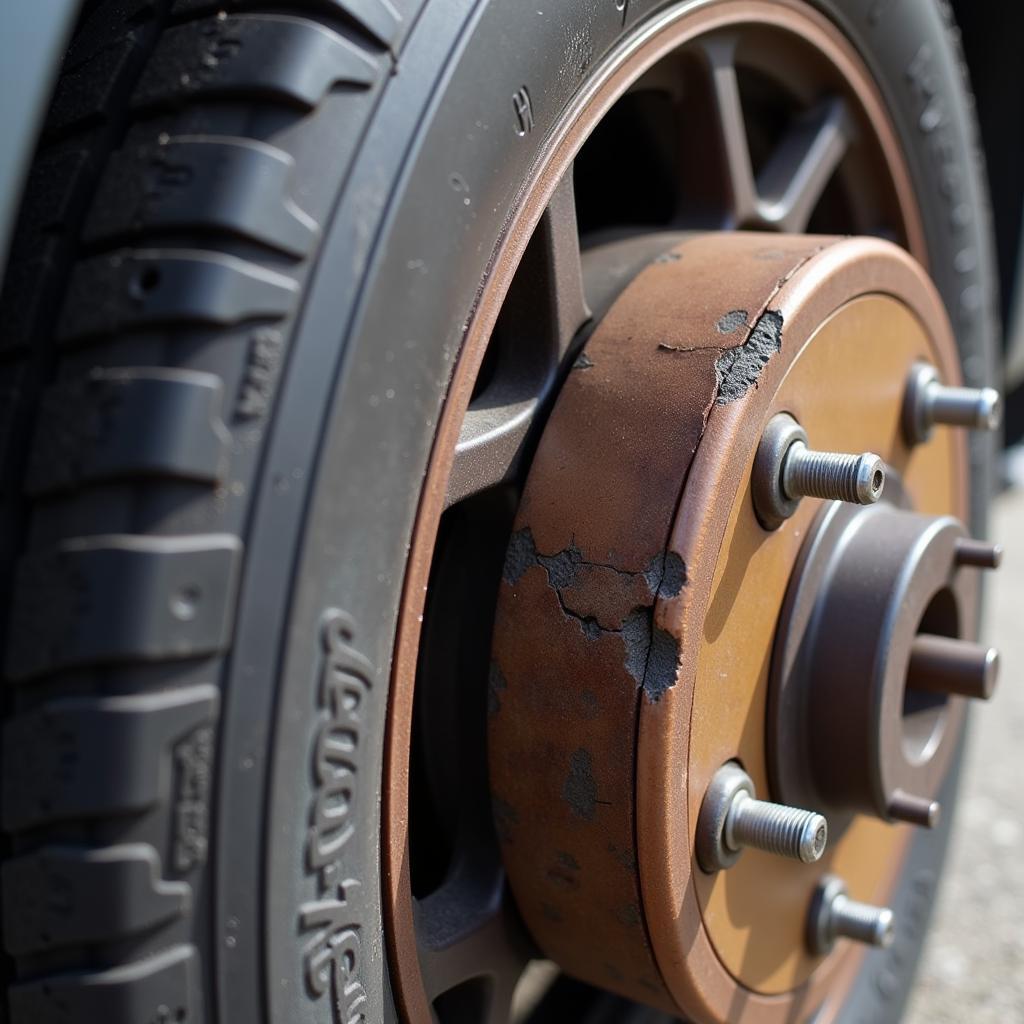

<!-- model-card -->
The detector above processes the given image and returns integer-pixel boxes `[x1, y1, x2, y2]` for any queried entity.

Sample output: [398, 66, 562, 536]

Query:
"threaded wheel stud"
[781, 441, 885, 505]
[752, 414, 886, 530]
[725, 791, 828, 863]
[696, 762, 828, 872]
[903, 362, 1002, 444]
[808, 876, 895, 955]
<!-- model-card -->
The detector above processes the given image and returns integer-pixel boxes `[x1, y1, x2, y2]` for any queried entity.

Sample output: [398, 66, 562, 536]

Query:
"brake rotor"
[488, 232, 997, 1022]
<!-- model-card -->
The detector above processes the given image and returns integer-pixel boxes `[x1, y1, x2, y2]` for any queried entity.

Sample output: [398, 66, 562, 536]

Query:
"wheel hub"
[769, 474, 978, 830]
[488, 232, 998, 1021]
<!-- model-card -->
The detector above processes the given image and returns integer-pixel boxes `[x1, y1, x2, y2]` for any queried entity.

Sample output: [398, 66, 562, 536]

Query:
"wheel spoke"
[447, 396, 537, 507]
[446, 173, 591, 507]
[692, 36, 758, 225]
[415, 869, 525, 1015]
[755, 96, 850, 231]
[540, 171, 592, 361]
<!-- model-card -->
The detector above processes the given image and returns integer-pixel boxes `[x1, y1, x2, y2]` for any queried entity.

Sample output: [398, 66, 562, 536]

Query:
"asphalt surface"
[904, 482, 1024, 1022]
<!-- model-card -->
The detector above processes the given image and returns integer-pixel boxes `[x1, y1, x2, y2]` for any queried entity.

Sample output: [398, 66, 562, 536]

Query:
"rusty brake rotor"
[488, 231, 1000, 1023]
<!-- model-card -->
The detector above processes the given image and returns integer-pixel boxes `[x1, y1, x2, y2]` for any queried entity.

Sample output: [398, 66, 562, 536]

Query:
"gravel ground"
[904, 483, 1024, 1022]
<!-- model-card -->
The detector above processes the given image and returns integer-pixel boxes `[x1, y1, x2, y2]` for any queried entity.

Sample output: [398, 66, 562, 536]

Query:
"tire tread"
[0, 0, 394, 1019]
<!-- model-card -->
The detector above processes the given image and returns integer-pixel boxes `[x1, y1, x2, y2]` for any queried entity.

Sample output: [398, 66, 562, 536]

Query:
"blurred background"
[905, 450, 1024, 1023]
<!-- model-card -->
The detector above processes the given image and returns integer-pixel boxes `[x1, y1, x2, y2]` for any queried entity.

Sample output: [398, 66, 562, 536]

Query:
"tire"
[0, 1, 997, 1023]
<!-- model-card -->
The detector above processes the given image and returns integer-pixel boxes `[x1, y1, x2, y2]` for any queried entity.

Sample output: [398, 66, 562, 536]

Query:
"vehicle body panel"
[0, 0, 80, 279]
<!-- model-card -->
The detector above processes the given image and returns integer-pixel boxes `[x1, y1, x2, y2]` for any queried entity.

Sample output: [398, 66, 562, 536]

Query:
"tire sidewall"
[227, 2, 998, 1023]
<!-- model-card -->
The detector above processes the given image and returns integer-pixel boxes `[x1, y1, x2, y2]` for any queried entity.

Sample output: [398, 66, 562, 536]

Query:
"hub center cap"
[770, 473, 983, 832]
[488, 233, 999, 1022]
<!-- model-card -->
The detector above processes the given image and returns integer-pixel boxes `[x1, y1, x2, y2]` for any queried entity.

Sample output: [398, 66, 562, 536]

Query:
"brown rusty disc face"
[488, 233, 965, 1022]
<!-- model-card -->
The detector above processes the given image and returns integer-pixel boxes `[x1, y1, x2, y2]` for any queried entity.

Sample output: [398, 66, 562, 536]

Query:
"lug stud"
[753, 414, 885, 530]
[903, 362, 1002, 444]
[907, 634, 1000, 701]
[782, 441, 885, 505]
[807, 876, 895, 955]
[696, 762, 828, 872]
[887, 790, 941, 829]
[954, 537, 1003, 569]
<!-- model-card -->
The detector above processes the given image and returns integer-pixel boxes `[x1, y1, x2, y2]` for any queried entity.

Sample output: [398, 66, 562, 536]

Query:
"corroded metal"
[490, 232, 968, 1021]
[489, 233, 827, 1009]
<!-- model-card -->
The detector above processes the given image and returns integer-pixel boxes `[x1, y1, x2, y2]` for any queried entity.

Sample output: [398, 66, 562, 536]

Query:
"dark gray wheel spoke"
[415, 872, 524, 1018]
[447, 173, 591, 507]
[755, 96, 850, 231]
[541, 171, 592, 360]
[447, 397, 538, 508]
[694, 35, 758, 225]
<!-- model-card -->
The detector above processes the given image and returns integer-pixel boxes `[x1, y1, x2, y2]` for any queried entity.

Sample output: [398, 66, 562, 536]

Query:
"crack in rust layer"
[503, 527, 683, 702]
[714, 309, 784, 403]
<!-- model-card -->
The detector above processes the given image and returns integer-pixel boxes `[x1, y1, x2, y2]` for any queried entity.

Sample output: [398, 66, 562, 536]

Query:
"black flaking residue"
[615, 902, 642, 927]
[557, 850, 581, 870]
[716, 309, 748, 334]
[622, 607, 651, 685]
[714, 308, 783, 404]
[546, 860, 580, 892]
[643, 551, 686, 598]
[491, 795, 519, 844]
[488, 661, 507, 716]
[563, 748, 598, 820]
[503, 526, 539, 584]
[622, 606, 679, 702]
[607, 842, 637, 871]
[643, 624, 679, 702]
[536, 544, 583, 590]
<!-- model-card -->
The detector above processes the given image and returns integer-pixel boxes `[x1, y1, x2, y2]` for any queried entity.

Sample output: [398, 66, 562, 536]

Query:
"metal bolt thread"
[782, 442, 885, 505]
[925, 381, 1002, 431]
[725, 793, 828, 864]
[829, 894, 895, 948]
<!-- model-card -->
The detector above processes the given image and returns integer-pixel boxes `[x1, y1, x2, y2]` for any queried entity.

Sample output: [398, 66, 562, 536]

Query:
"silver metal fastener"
[887, 790, 941, 829]
[696, 762, 828, 872]
[902, 362, 1002, 444]
[807, 875, 895, 955]
[752, 414, 885, 530]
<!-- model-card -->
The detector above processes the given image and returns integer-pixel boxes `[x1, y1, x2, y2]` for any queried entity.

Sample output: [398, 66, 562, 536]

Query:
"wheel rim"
[384, 3, 947, 1021]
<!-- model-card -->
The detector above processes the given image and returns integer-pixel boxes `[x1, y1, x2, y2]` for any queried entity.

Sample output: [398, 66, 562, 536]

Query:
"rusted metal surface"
[490, 234, 966, 1021]
[384, 1, 931, 1019]
[488, 233, 827, 1010]
[638, 249, 965, 1018]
